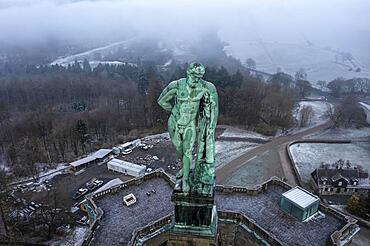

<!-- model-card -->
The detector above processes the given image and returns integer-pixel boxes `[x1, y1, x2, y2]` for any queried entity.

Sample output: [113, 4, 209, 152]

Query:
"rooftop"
[312, 166, 370, 187]
[281, 186, 319, 209]
[359, 102, 370, 111]
[91, 177, 173, 245]
[92, 149, 112, 159]
[92, 178, 124, 195]
[216, 187, 344, 246]
[89, 175, 351, 246]
[70, 156, 96, 168]
[107, 158, 145, 172]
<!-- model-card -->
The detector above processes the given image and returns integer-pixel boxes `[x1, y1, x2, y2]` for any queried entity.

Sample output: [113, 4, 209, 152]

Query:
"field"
[306, 127, 370, 140]
[225, 41, 370, 84]
[289, 142, 370, 184]
[215, 126, 269, 168]
[219, 149, 283, 187]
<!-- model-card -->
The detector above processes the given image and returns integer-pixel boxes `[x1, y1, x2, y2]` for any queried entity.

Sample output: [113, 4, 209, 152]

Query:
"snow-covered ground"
[215, 141, 258, 168]
[0, 154, 10, 173]
[215, 126, 269, 168]
[38, 163, 69, 183]
[219, 126, 270, 140]
[9, 163, 69, 185]
[142, 132, 170, 142]
[289, 142, 370, 184]
[50, 38, 137, 65]
[224, 41, 370, 85]
[49, 226, 88, 246]
[306, 127, 370, 140]
[142, 128, 268, 169]
[294, 101, 332, 127]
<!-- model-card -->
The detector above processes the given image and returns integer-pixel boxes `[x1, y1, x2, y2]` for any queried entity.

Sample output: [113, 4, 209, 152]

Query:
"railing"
[128, 214, 173, 246]
[218, 210, 283, 246]
[92, 169, 175, 199]
[83, 170, 361, 246]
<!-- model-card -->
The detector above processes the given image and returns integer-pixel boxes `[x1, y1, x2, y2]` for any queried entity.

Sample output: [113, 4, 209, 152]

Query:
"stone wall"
[84, 170, 359, 246]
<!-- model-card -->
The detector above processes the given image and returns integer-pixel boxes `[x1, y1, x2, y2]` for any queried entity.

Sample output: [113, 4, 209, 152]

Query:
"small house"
[311, 162, 370, 196]
[280, 186, 320, 221]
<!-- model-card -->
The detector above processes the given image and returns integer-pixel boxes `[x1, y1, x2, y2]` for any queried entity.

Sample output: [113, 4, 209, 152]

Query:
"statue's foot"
[202, 185, 211, 195]
[182, 180, 190, 195]
[176, 169, 183, 179]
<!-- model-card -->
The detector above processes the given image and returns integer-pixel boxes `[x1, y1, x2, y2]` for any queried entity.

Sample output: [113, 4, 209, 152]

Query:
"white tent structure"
[107, 158, 145, 177]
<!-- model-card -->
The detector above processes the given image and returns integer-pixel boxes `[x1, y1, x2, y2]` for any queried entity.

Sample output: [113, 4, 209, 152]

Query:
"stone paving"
[91, 177, 173, 246]
[216, 186, 344, 246]
[90, 176, 346, 246]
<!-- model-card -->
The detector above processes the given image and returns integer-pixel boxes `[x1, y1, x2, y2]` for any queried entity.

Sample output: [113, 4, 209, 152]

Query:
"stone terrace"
[89, 174, 349, 246]
[91, 177, 173, 246]
[216, 186, 345, 246]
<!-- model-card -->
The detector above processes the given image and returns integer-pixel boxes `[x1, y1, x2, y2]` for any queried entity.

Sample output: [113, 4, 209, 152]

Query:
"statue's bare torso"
[158, 63, 218, 195]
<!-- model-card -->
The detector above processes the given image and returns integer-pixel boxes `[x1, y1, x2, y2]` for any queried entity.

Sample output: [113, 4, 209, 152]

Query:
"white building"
[107, 158, 145, 177]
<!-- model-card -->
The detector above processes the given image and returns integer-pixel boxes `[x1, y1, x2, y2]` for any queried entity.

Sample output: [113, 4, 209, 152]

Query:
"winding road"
[215, 121, 333, 185]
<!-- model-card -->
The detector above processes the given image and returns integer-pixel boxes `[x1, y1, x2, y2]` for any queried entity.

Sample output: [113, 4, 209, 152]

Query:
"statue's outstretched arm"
[157, 81, 177, 112]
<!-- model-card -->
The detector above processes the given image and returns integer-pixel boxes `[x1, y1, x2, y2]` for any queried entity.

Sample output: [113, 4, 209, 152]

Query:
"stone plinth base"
[170, 181, 218, 244]
[167, 231, 218, 246]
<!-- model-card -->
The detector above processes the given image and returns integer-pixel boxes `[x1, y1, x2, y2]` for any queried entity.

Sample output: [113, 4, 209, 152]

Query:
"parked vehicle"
[122, 148, 132, 155]
[87, 179, 104, 191]
[73, 188, 88, 200]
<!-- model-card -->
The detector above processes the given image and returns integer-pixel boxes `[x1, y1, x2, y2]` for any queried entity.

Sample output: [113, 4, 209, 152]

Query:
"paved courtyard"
[91, 177, 173, 246]
[90, 175, 347, 246]
[216, 186, 344, 246]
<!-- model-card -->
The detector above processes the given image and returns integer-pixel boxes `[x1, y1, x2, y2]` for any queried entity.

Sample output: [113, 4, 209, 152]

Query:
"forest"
[0, 59, 301, 178]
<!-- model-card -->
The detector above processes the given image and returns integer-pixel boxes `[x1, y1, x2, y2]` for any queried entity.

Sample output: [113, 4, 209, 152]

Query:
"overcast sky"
[0, 0, 369, 57]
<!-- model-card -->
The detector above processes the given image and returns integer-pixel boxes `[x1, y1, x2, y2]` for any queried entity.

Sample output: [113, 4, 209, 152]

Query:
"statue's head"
[186, 62, 205, 85]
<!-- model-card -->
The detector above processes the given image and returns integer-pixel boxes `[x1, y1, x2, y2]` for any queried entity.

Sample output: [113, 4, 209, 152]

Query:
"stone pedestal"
[168, 180, 218, 245]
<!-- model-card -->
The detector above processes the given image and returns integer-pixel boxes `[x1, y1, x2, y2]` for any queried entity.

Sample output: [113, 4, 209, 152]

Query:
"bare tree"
[0, 170, 9, 236]
[295, 68, 307, 81]
[326, 95, 367, 127]
[299, 105, 314, 127]
[317, 80, 327, 91]
[246, 58, 256, 69]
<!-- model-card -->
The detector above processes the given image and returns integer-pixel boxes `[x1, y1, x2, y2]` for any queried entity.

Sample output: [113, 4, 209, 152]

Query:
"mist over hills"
[1, 0, 370, 83]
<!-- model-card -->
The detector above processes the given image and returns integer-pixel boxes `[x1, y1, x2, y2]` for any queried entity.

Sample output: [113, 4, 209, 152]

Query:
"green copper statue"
[158, 63, 218, 195]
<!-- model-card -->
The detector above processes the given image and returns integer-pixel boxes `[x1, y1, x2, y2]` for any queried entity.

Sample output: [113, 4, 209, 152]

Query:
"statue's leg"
[200, 130, 216, 194]
[182, 124, 196, 194]
[168, 115, 184, 178]
[194, 123, 206, 183]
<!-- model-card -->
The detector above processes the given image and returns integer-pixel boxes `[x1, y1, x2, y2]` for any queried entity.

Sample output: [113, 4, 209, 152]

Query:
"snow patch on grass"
[294, 101, 332, 127]
[215, 141, 258, 168]
[289, 142, 370, 183]
[220, 127, 270, 140]
[142, 132, 170, 142]
[307, 127, 370, 140]
[50, 226, 88, 246]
